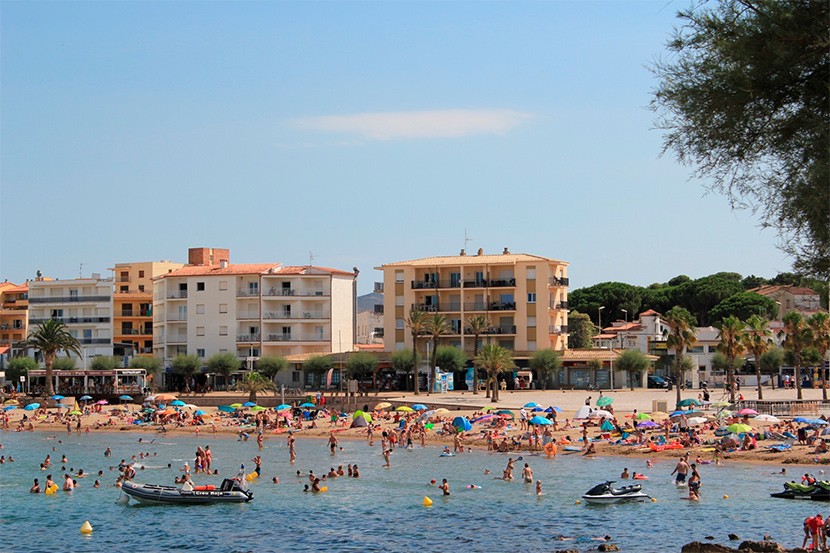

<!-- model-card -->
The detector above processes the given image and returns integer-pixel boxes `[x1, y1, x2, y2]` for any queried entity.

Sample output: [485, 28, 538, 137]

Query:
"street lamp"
[598, 306, 605, 336]
[621, 309, 628, 323]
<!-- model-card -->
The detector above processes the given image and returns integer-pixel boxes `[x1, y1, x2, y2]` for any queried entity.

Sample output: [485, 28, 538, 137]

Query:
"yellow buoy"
[575, 500, 581, 504]
[80, 521, 93, 534]
[651, 498, 657, 502]
[423, 496, 433, 507]
[723, 495, 729, 500]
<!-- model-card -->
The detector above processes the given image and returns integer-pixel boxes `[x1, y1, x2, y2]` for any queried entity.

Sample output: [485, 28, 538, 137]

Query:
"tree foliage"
[345, 352, 378, 380]
[528, 349, 562, 390]
[256, 356, 288, 381]
[171, 354, 201, 384]
[434, 346, 466, 375]
[652, 0, 830, 279]
[19, 319, 82, 396]
[53, 356, 78, 371]
[89, 356, 120, 371]
[709, 292, 777, 325]
[130, 356, 163, 388]
[473, 344, 515, 403]
[234, 371, 275, 403]
[666, 306, 698, 405]
[303, 355, 332, 388]
[5, 357, 37, 384]
[567, 311, 597, 349]
[615, 349, 651, 390]
[207, 352, 241, 388]
[760, 347, 784, 389]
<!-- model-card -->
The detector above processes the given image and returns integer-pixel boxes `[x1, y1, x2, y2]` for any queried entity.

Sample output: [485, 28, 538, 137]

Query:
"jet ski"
[770, 480, 830, 501]
[581, 481, 650, 504]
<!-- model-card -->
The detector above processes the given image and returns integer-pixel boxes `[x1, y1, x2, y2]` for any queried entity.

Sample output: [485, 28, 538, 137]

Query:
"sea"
[0, 431, 817, 553]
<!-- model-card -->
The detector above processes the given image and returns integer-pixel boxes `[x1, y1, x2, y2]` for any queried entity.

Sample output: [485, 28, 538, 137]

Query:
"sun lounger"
[767, 438, 795, 452]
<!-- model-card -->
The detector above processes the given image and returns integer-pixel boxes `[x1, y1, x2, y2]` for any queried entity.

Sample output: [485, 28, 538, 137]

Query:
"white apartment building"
[27, 274, 114, 364]
[152, 248, 356, 368]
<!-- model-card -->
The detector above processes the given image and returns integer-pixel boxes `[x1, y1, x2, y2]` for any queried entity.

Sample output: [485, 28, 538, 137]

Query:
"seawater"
[0, 431, 815, 553]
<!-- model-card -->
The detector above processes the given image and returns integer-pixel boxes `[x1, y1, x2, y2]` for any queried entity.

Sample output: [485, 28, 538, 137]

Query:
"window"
[292, 371, 300, 382]
[527, 316, 536, 327]
[219, 326, 228, 336]
[120, 286, 128, 293]
[395, 295, 404, 306]
[219, 304, 228, 314]
[138, 285, 145, 292]
[197, 348, 205, 358]
[83, 329, 92, 339]
[219, 281, 228, 291]
[396, 319, 405, 329]
[526, 267, 536, 279]
[120, 272, 128, 281]
[527, 293, 536, 303]
[196, 304, 205, 314]
[138, 270, 145, 278]
[395, 271, 404, 283]
[197, 282, 205, 291]
[197, 326, 205, 336]
[528, 340, 537, 351]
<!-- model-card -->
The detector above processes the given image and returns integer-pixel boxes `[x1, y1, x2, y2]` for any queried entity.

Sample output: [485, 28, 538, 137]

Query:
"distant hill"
[357, 292, 383, 313]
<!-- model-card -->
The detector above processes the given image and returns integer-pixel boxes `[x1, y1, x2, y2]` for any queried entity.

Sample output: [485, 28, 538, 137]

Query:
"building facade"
[376, 248, 570, 357]
[110, 261, 184, 358]
[152, 248, 356, 370]
[0, 281, 28, 362]
[26, 274, 114, 364]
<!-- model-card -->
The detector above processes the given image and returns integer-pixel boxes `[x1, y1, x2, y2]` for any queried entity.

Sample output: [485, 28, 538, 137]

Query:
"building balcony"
[30, 317, 111, 325]
[550, 301, 569, 310]
[165, 316, 187, 322]
[263, 311, 327, 320]
[78, 338, 111, 345]
[264, 333, 329, 342]
[548, 277, 569, 287]
[458, 279, 516, 288]
[264, 288, 295, 296]
[237, 313, 261, 320]
[237, 334, 261, 343]
[482, 325, 517, 335]
[119, 329, 153, 335]
[29, 295, 110, 304]
[411, 280, 464, 289]
[166, 335, 188, 344]
[167, 291, 188, 299]
[120, 309, 152, 317]
[548, 325, 569, 334]
[237, 289, 261, 297]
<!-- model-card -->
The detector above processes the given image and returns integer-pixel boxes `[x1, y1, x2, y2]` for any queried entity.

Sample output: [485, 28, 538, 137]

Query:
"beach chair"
[767, 438, 795, 452]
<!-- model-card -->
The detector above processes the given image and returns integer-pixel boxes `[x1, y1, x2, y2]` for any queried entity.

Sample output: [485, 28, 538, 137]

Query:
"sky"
[0, 1, 793, 296]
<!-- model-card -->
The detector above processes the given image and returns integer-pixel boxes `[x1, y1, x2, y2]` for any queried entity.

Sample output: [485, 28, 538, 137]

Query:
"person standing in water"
[287, 431, 296, 463]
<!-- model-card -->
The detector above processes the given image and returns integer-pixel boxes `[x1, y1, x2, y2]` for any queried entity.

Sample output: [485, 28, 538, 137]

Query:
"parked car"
[647, 375, 669, 389]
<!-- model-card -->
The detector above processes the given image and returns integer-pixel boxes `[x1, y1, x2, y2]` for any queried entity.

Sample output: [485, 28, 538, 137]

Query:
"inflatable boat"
[122, 478, 253, 505]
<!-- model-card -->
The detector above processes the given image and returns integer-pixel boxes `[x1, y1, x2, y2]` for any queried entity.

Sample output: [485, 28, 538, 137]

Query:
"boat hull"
[122, 481, 253, 505]
[582, 493, 650, 504]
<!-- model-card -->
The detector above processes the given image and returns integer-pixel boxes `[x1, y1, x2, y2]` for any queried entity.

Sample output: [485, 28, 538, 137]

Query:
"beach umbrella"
[635, 413, 652, 421]
[229, 403, 243, 409]
[412, 404, 428, 411]
[396, 406, 414, 413]
[649, 411, 669, 420]
[452, 416, 472, 431]
[637, 420, 658, 428]
[275, 404, 291, 411]
[545, 406, 563, 413]
[119, 395, 134, 402]
[596, 396, 613, 407]
[79, 395, 92, 401]
[194, 410, 207, 416]
[218, 405, 236, 413]
[24, 403, 40, 411]
[753, 414, 781, 423]
[96, 399, 109, 405]
[154, 393, 178, 402]
[496, 410, 515, 420]
[737, 408, 758, 416]
[184, 404, 199, 409]
[802, 419, 828, 426]
[3, 398, 18, 405]
[687, 417, 708, 426]
[711, 401, 731, 408]
[726, 423, 752, 434]
[472, 414, 495, 423]
[142, 407, 156, 413]
[51, 394, 65, 401]
[529, 415, 552, 426]
[574, 406, 592, 419]
[531, 407, 544, 412]
[3, 405, 16, 411]
[523, 402, 540, 408]
[55, 403, 69, 409]
[481, 406, 496, 412]
[677, 398, 701, 407]
[434, 408, 450, 415]
[299, 402, 315, 408]
[374, 402, 392, 410]
[601, 420, 615, 431]
[716, 409, 733, 419]
[591, 409, 613, 419]
[170, 400, 186, 407]
[243, 401, 258, 408]
[250, 406, 266, 412]
[671, 410, 702, 418]
[68, 410, 82, 416]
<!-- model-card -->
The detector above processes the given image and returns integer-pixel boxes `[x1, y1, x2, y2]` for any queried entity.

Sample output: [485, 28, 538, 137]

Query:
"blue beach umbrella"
[412, 404, 428, 411]
[452, 416, 472, 432]
[531, 407, 544, 412]
[79, 395, 93, 401]
[523, 402, 540, 408]
[171, 400, 186, 407]
[55, 403, 69, 409]
[3, 405, 16, 411]
[51, 395, 65, 401]
[218, 405, 236, 413]
[275, 404, 291, 411]
[243, 401, 258, 408]
[194, 410, 207, 416]
[545, 406, 563, 413]
[24, 403, 40, 411]
[299, 402, 315, 408]
[601, 420, 615, 432]
[529, 415, 552, 426]
[119, 395, 134, 401]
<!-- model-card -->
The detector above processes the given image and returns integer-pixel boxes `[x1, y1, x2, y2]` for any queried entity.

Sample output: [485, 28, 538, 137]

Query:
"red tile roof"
[157, 264, 280, 278]
[277, 266, 355, 277]
[639, 309, 661, 317]
[751, 284, 818, 296]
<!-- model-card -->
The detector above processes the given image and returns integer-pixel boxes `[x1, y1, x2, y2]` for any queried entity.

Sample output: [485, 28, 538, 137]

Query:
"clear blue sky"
[1, 1, 791, 296]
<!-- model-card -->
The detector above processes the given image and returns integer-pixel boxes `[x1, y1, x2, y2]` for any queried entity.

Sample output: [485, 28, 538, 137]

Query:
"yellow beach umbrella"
[396, 406, 414, 413]
[375, 402, 392, 410]
[649, 411, 669, 421]
[434, 408, 450, 415]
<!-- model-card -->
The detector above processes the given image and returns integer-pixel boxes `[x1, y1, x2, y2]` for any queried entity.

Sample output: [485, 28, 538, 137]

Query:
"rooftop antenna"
[464, 228, 473, 251]
[308, 251, 317, 267]
[79, 263, 85, 278]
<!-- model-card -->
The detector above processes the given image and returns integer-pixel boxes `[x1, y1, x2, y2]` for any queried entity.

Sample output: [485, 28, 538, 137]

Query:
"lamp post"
[598, 306, 605, 338]
[621, 309, 628, 323]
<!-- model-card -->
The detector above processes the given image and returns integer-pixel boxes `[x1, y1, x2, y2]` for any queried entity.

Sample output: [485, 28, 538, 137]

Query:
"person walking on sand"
[287, 431, 296, 463]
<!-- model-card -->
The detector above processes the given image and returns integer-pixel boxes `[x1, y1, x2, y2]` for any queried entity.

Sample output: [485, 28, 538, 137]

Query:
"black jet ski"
[582, 481, 650, 504]
[770, 480, 830, 501]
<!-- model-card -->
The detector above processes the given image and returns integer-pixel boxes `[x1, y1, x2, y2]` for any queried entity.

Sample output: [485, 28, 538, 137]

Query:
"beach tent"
[350, 414, 369, 428]
[574, 406, 592, 420]
[452, 416, 472, 432]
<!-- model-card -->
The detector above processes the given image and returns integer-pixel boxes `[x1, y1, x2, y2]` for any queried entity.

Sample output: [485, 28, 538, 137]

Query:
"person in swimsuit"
[440, 479, 450, 496]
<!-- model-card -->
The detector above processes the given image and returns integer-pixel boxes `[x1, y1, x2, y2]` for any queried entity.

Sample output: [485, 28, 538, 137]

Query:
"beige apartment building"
[376, 248, 569, 357]
[110, 261, 185, 357]
[153, 248, 356, 370]
[0, 281, 28, 360]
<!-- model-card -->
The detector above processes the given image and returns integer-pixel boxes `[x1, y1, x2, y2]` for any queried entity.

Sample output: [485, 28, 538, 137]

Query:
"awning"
[0, 346, 10, 355]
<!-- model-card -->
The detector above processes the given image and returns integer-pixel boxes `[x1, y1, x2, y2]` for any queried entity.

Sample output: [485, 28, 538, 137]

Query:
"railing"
[264, 288, 294, 296]
[487, 279, 516, 287]
[265, 333, 329, 342]
[237, 313, 261, 320]
[463, 302, 488, 311]
[167, 291, 188, 299]
[263, 311, 327, 319]
[488, 302, 515, 311]
[556, 301, 569, 310]
[78, 338, 110, 345]
[29, 295, 111, 304]
[548, 277, 569, 286]
[411, 304, 439, 312]
[29, 317, 110, 325]
[482, 326, 516, 335]
[237, 334, 261, 342]
[735, 399, 823, 417]
[166, 335, 188, 343]
[411, 280, 463, 289]
[549, 325, 569, 334]
[119, 329, 153, 335]
[237, 289, 261, 297]
[166, 315, 187, 322]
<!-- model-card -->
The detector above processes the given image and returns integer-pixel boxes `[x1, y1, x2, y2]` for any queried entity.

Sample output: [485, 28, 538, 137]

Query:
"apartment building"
[751, 285, 824, 320]
[376, 248, 569, 357]
[27, 274, 114, 363]
[110, 261, 184, 357]
[0, 281, 28, 360]
[152, 248, 356, 368]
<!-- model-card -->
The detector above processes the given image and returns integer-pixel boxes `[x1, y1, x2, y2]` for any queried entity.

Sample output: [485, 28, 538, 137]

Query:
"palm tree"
[717, 315, 746, 403]
[780, 312, 808, 400]
[665, 307, 697, 406]
[426, 314, 451, 395]
[20, 319, 82, 396]
[474, 344, 516, 403]
[234, 371, 275, 403]
[405, 310, 429, 395]
[615, 349, 651, 390]
[742, 314, 772, 400]
[465, 314, 490, 394]
[808, 312, 830, 400]
[529, 349, 563, 390]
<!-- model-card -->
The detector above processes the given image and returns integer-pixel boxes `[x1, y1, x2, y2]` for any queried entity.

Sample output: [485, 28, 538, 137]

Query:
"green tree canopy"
[473, 344, 515, 403]
[256, 356, 288, 381]
[20, 319, 82, 396]
[615, 349, 652, 390]
[709, 292, 777, 325]
[53, 357, 78, 371]
[760, 347, 785, 389]
[171, 354, 201, 392]
[89, 356, 120, 371]
[5, 357, 37, 384]
[568, 282, 643, 326]
[234, 371, 275, 403]
[303, 355, 332, 388]
[130, 356, 163, 389]
[652, 0, 830, 279]
[345, 352, 378, 380]
[528, 349, 562, 390]
[390, 349, 414, 374]
[567, 311, 597, 349]
[434, 346, 466, 375]
[206, 352, 241, 388]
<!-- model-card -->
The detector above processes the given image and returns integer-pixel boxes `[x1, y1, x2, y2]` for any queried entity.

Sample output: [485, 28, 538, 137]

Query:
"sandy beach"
[3, 386, 825, 468]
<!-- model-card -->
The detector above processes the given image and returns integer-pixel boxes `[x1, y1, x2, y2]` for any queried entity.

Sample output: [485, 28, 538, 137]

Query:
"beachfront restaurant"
[558, 348, 659, 390]
[26, 368, 147, 397]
